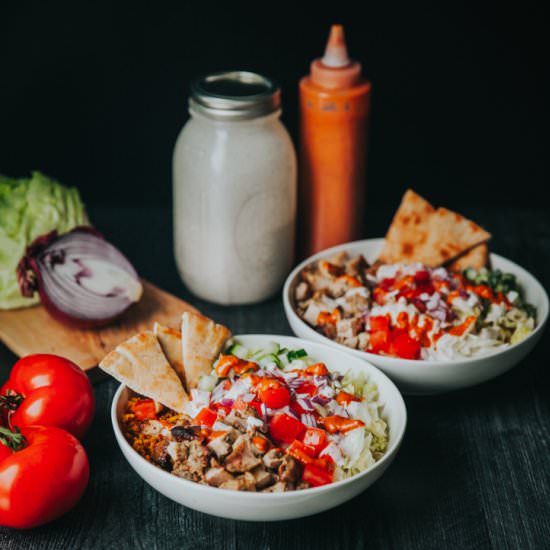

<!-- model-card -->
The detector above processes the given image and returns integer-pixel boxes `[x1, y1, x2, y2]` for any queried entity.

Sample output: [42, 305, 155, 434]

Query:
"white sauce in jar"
[173, 72, 297, 305]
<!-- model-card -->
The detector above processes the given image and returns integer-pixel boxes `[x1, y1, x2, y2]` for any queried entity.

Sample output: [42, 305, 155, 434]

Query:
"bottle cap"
[310, 25, 362, 89]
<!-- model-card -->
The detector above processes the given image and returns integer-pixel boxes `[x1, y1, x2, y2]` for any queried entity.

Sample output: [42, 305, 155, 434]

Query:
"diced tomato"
[318, 415, 365, 434]
[287, 440, 316, 464]
[301, 427, 327, 455]
[131, 398, 157, 420]
[302, 463, 333, 487]
[268, 413, 305, 444]
[369, 329, 390, 353]
[233, 397, 263, 417]
[257, 377, 283, 393]
[379, 277, 396, 291]
[389, 330, 421, 359]
[259, 386, 290, 409]
[414, 270, 431, 284]
[369, 315, 390, 332]
[304, 363, 329, 376]
[211, 402, 231, 416]
[474, 284, 494, 301]
[252, 435, 270, 453]
[194, 407, 217, 428]
[335, 391, 360, 406]
[296, 380, 317, 395]
[373, 287, 387, 305]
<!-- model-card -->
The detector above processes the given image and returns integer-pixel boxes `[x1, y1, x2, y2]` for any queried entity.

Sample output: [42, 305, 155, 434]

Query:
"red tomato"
[259, 386, 290, 409]
[233, 398, 263, 417]
[369, 315, 390, 332]
[0, 354, 95, 440]
[268, 413, 305, 444]
[369, 329, 390, 353]
[194, 408, 217, 428]
[302, 427, 327, 455]
[287, 440, 316, 464]
[131, 398, 157, 420]
[302, 463, 333, 487]
[0, 425, 89, 529]
[390, 330, 421, 359]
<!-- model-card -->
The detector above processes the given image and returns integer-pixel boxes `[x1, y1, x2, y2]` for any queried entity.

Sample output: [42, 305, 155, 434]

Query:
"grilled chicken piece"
[294, 281, 310, 302]
[345, 254, 369, 277]
[262, 448, 284, 470]
[358, 332, 369, 350]
[330, 251, 349, 266]
[219, 472, 256, 491]
[278, 455, 301, 483]
[151, 440, 172, 470]
[224, 436, 261, 473]
[172, 440, 209, 482]
[225, 408, 259, 433]
[170, 425, 196, 441]
[205, 467, 234, 487]
[207, 430, 237, 460]
[262, 481, 294, 493]
[251, 466, 274, 490]
[303, 301, 325, 326]
[336, 317, 364, 340]
[141, 420, 165, 436]
[342, 336, 359, 349]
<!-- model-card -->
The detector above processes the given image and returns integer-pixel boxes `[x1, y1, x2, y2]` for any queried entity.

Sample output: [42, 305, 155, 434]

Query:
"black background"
[1, 1, 548, 210]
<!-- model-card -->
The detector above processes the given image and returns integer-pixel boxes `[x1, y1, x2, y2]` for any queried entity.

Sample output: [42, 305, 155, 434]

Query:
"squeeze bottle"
[299, 25, 371, 257]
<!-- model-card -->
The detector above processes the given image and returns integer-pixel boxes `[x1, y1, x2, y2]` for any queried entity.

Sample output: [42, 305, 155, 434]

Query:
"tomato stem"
[0, 390, 24, 411]
[0, 426, 28, 451]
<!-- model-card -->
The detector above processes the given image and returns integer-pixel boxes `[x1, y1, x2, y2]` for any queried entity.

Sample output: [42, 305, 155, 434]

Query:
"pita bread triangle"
[378, 190, 491, 267]
[448, 243, 489, 271]
[378, 189, 436, 264]
[181, 312, 232, 390]
[154, 322, 187, 390]
[99, 330, 188, 412]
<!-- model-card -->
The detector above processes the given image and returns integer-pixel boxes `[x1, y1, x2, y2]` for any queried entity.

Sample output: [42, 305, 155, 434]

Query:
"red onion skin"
[18, 226, 139, 329]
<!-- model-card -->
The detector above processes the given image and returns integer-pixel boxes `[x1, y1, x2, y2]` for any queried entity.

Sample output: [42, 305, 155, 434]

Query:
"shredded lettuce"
[0, 172, 86, 309]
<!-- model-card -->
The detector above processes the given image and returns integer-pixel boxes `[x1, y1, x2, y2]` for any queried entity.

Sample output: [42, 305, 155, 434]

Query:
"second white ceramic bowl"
[111, 334, 407, 521]
[283, 239, 549, 394]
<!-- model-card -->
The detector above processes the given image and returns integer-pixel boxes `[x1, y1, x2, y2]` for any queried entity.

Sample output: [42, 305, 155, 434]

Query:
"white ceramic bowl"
[283, 239, 549, 395]
[111, 334, 407, 521]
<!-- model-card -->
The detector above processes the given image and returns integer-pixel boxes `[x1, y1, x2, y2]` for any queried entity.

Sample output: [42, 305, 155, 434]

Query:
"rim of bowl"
[283, 238, 550, 368]
[111, 334, 407, 499]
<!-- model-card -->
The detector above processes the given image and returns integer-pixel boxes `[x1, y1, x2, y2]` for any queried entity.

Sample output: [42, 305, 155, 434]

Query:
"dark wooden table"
[1, 206, 549, 550]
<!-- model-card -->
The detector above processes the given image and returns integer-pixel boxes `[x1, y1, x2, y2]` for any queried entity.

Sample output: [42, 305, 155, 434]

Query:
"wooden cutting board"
[0, 280, 198, 377]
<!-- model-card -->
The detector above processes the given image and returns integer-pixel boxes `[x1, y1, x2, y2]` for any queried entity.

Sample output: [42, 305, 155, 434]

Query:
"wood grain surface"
[0, 206, 548, 550]
[0, 280, 198, 372]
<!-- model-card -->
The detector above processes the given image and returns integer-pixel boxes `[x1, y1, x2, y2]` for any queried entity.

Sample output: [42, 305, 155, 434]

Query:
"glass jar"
[173, 71, 297, 304]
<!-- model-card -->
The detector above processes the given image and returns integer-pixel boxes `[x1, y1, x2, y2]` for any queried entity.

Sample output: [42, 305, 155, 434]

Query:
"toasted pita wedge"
[181, 312, 231, 390]
[448, 243, 489, 271]
[154, 322, 187, 389]
[419, 208, 491, 266]
[99, 331, 188, 412]
[378, 189, 436, 264]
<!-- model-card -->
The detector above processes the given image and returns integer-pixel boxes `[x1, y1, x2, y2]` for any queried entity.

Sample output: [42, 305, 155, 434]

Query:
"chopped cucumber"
[227, 343, 250, 359]
[287, 349, 307, 362]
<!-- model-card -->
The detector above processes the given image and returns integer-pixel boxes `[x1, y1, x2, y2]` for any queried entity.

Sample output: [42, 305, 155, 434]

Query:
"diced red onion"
[16, 227, 142, 328]
[301, 413, 317, 427]
[219, 398, 235, 408]
[296, 397, 314, 412]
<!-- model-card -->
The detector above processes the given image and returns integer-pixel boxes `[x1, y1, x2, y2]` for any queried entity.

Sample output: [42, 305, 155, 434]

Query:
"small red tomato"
[302, 463, 333, 487]
[259, 386, 290, 409]
[194, 408, 217, 428]
[0, 354, 95, 440]
[390, 330, 421, 360]
[301, 427, 327, 455]
[268, 413, 305, 444]
[287, 439, 316, 464]
[0, 425, 89, 529]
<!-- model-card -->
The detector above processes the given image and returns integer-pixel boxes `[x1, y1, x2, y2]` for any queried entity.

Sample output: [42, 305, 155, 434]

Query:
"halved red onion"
[17, 226, 142, 328]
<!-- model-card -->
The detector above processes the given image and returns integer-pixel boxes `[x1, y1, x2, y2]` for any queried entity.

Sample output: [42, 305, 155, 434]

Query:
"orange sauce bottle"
[299, 24, 371, 257]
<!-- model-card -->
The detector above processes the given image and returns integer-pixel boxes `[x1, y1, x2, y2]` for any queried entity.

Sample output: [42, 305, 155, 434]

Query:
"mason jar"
[173, 71, 297, 305]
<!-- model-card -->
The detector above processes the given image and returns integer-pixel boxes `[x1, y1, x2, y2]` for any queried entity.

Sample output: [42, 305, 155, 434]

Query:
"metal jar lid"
[189, 71, 281, 121]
